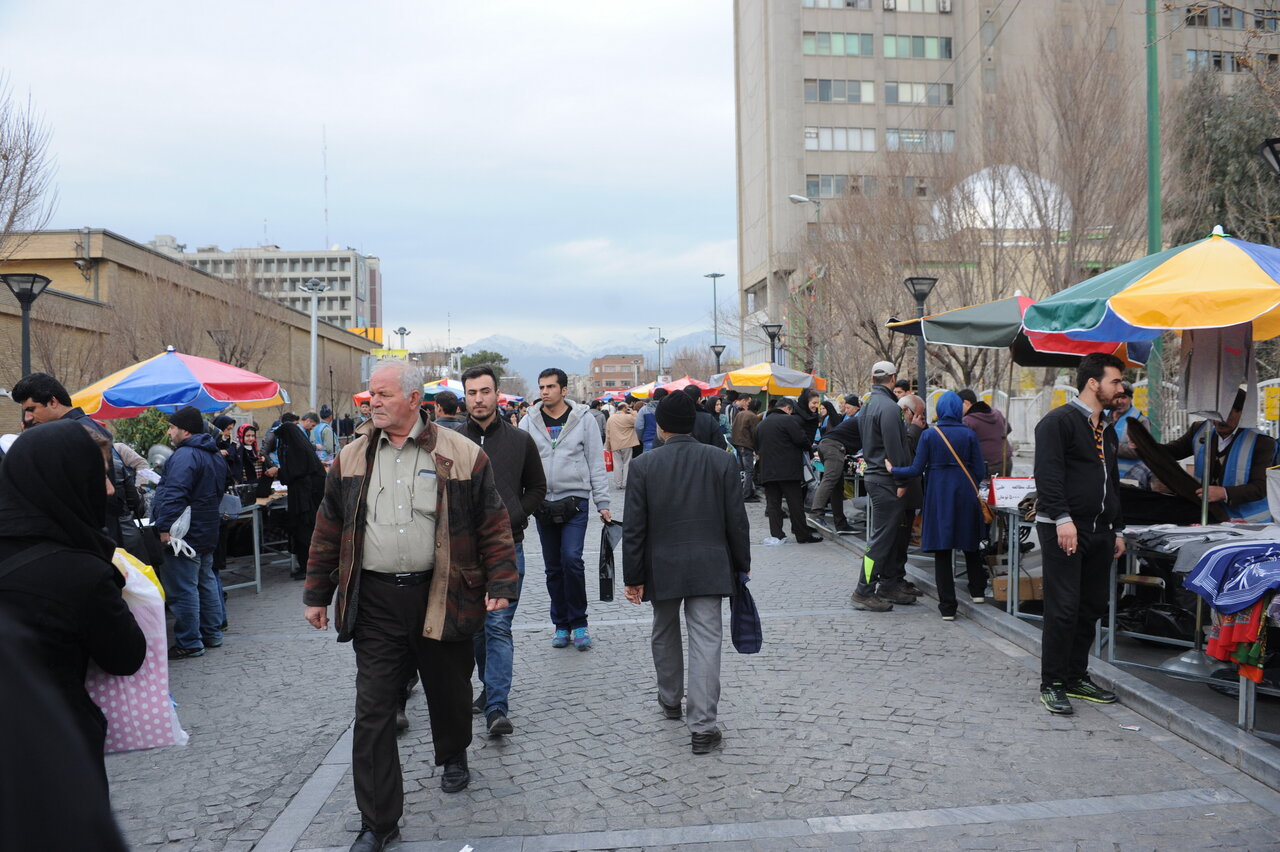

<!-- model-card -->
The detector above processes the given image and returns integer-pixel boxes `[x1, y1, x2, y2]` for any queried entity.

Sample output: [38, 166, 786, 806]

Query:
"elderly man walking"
[303, 360, 518, 852]
[624, 391, 750, 754]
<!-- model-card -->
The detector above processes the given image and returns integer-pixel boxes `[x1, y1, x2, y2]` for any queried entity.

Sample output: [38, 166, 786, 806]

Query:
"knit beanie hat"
[168, 405, 205, 436]
[211, 415, 235, 431]
[656, 390, 697, 434]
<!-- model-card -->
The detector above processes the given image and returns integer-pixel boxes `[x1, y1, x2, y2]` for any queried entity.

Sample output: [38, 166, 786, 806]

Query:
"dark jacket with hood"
[461, 414, 547, 543]
[151, 431, 228, 553]
[0, 421, 146, 777]
[963, 401, 1013, 475]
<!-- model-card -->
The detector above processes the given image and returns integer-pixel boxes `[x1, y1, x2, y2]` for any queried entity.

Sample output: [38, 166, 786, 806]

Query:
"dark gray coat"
[754, 407, 810, 482]
[622, 435, 750, 601]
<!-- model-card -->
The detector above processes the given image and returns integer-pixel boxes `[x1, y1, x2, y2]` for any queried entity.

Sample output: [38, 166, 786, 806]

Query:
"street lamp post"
[710, 343, 726, 374]
[393, 326, 411, 350]
[299, 277, 332, 410]
[705, 272, 725, 348]
[903, 276, 938, 401]
[761, 322, 783, 364]
[649, 326, 667, 376]
[631, 358, 641, 387]
[1, 273, 52, 378]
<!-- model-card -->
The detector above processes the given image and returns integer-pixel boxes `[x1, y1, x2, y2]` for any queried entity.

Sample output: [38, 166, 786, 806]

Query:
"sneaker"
[472, 689, 486, 714]
[876, 584, 917, 605]
[762, 536, 787, 546]
[486, 710, 514, 736]
[806, 514, 833, 533]
[743, 495, 761, 503]
[941, 615, 956, 622]
[168, 645, 204, 660]
[1040, 683, 1074, 715]
[850, 591, 893, 612]
[572, 627, 592, 651]
[1066, 677, 1117, 704]
[834, 522, 856, 535]
[971, 596, 986, 604]
[900, 580, 924, 596]
[203, 637, 223, 648]
[551, 629, 570, 648]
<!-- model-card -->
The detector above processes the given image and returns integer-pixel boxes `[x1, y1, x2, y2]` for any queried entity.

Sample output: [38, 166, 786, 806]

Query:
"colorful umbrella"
[422, 378, 465, 397]
[887, 295, 1149, 367]
[1023, 229, 1280, 342]
[711, 362, 827, 396]
[73, 347, 283, 419]
[626, 381, 659, 399]
[660, 376, 718, 397]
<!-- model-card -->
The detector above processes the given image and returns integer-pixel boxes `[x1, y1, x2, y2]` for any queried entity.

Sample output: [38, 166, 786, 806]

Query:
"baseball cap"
[871, 360, 897, 377]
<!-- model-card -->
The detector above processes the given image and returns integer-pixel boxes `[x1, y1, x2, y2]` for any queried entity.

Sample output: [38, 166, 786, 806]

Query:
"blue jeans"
[473, 543, 525, 715]
[535, 499, 590, 631]
[163, 551, 225, 650]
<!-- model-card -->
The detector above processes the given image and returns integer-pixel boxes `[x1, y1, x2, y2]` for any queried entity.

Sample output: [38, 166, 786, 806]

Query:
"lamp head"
[1, 273, 52, 303]
[788, 194, 811, 204]
[904, 276, 938, 301]
[710, 344, 726, 357]
[760, 322, 783, 342]
[1261, 138, 1280, 176]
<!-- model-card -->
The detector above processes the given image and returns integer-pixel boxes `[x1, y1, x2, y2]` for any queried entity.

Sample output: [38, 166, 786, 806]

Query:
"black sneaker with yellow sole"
[1040, 683, 1074, 715]
[1066, 677, 1117, 704]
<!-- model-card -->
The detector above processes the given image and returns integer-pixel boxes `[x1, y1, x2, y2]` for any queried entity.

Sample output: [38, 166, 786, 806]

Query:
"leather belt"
[364, 570, 432, 587]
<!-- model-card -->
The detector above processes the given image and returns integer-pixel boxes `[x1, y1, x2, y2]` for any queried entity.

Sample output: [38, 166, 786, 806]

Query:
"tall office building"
[733, 0, 1277, 364]
[147, 235, 382, 330]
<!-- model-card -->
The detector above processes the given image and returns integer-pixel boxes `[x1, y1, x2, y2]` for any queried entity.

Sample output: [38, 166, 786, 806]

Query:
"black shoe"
[743, 495, 761, 503]
[486, 710, 513, 736]
[834, 522, 855, 534]
[900, 580, 924, 596]
[168, 645, 204, 660]
[290, 570, 306, 581]
[202, 637, 223, 648]
[350, 826, 399, 852]
[472, 689, 486, 715]
[441, 755, 470, 793]
[876, 584, 917, 605]
[1040, 683, 1074, 715]
[219, 619, 229, 630]
[850, 591, 893, 612]
[659, 698, 682, 720]
[395, 708, 409, 731]
[795, 533, 824, 544]
[691, 729, 722, 754]
[1066, 676, 1117, 704]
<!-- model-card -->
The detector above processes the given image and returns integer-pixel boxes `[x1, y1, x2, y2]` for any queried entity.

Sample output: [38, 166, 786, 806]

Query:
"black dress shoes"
[691, 729, 723, 754]
[659, 698, 682, 720]
[350, 826, 398, 852]
[441, 754, 470, 793]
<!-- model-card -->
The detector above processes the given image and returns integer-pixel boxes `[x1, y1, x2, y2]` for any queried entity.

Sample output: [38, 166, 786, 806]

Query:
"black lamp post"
[761, 322, 783, 364]
[903, 276, 938, 399]
[1, 273, 52, 377]
[710, 343, 726, 374]
[1261, 138, 1280, 175]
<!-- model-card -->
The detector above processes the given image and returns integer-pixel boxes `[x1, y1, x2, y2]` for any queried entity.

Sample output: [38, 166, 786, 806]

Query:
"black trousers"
[764, 480, 806, 539]
[857, 477, 908, 595]
[352, 574, 474, 834]
[933, 549, 986, 616]
[1038, 523, 1114, 688]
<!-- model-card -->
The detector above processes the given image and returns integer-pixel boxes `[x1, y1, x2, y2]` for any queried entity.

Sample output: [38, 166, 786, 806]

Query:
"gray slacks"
[651, 596, 723, 734]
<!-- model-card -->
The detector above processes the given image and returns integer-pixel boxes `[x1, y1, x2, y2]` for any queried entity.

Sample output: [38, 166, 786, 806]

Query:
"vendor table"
[220, 493, 291, 595]
[993, 505, 1040, 623]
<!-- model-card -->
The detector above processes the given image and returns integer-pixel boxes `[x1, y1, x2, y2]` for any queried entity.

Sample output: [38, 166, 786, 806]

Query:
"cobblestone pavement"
[107, 484, 1280, 851]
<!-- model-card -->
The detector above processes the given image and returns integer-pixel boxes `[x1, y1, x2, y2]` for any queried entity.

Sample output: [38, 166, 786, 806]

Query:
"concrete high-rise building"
[147, 235, 382, 331]
[733, 0, 1280, 364]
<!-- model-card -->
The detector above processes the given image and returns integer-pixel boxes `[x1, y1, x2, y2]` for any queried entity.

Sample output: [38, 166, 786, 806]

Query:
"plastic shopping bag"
[85, 551, 189, 753]
[166, 506, 196, 559]
[112, 547, 164, 601]
[598, 520, 623, 602]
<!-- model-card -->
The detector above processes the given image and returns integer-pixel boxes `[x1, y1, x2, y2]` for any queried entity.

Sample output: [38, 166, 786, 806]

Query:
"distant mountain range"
[463, 331, 737, 384]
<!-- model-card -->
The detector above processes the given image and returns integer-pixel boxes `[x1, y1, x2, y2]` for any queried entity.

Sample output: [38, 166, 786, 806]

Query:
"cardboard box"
[992, 573, 1044, 602]
[988, 476, 1036, 508]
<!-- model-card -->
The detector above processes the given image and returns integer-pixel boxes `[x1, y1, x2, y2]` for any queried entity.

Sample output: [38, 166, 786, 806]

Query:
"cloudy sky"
[0, 0, 737, 351]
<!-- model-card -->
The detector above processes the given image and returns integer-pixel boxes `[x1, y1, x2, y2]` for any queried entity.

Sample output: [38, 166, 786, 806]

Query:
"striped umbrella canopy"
[1023, 229, 1280, 342]
[711, 362, 827, 395]
[73, 347, 283, 419]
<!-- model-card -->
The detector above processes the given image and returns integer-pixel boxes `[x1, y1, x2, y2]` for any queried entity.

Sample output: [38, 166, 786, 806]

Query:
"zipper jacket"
[1033, 398, 1123, 534]
[519, 399, 611, 510]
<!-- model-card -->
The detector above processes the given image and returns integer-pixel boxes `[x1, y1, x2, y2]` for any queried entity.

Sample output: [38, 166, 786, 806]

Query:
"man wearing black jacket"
[461, 366, 547, 736]
[755, 398, 822, 544]
[683, 385, 728, 449]
[1033, 352, 1126, 716]
[807, 395, 861, 534]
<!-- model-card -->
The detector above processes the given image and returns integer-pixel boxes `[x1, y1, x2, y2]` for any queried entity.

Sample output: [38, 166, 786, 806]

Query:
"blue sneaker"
[551, 629, 570, 648]
[572, 627, 592, 651]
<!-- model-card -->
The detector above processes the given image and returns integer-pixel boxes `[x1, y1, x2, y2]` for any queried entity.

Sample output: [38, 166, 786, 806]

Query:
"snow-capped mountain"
[464, 331, 737, 382]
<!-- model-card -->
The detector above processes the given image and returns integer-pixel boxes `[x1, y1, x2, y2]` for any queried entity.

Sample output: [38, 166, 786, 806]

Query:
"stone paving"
[106, 484, 1280, 851]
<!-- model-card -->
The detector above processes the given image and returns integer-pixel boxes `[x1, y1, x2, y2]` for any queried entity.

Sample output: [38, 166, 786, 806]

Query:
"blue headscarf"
[936, 390, 964, 426]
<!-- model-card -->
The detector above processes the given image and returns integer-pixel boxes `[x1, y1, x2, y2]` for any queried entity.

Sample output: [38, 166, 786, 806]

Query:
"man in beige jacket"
[605, 400, 640, 489]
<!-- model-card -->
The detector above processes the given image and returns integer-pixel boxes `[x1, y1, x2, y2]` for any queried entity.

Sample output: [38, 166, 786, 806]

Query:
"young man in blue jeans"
[520, 368, 612, 651]
[460, 366, 546, 736]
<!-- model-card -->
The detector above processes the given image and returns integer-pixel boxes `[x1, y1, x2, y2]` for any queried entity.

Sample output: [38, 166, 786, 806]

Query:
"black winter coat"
[755, 408, 810, 482]
[622, 436, 749, 600]
[692, 410, 728, 449]
[151, 432, 228, 553]
[460, 416, 547, 543]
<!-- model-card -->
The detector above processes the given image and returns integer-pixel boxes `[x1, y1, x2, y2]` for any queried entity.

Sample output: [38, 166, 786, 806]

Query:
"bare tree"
[0, 78, 56, 262]
[108, 258, 207, 361]
[204, 257, 282, 373]
[666, 346, 717, 381]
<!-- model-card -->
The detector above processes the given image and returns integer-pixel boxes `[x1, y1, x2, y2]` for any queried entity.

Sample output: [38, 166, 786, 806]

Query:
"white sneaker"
[971, 596, 986, 604]
[762, 536, 787, 546]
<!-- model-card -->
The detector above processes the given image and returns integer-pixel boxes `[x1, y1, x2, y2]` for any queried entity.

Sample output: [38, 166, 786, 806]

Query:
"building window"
[804, 78, 875, 103]
[1187, 49, 1250, 72]
[902, 0, 940, 9]
[802, 31, 875, 56]
[802, 0, 872, 7]
[885, 81, 953, 105]
[804, 126, 876, 151]
[883, 34, 952, 58]
[886, 128, 955, 152]
[901, 176, 930, 198]
[1256, 9, 1280, 30]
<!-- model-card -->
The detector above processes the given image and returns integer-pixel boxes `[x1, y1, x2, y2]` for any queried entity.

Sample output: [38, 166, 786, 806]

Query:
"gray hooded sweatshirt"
[520, 399, 611, 510]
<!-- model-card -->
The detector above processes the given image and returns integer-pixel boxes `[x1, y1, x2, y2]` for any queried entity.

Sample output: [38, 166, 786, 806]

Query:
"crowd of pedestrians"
[1, 349, 1149, 851]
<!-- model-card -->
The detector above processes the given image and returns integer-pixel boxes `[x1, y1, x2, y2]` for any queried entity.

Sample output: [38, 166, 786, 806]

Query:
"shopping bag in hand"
[599, 519, 623, 602]
[729, 572, 762, 654]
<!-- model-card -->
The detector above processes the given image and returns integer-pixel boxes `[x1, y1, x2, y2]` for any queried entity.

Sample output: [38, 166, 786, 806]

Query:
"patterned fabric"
[303, 414, 518, 643]
[1092, 417, 1106, 464]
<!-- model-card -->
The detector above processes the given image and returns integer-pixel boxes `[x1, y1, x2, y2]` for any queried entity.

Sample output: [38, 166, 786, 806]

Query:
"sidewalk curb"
[820, 528, 1280, 792]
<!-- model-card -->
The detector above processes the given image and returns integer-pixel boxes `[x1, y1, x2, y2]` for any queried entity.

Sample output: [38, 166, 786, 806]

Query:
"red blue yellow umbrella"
[73, 347, 283, 419]
[1023, 229, 1280, 341]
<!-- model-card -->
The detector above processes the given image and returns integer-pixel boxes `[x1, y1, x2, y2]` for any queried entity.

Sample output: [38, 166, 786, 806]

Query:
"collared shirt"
[362, 418, 438, 574]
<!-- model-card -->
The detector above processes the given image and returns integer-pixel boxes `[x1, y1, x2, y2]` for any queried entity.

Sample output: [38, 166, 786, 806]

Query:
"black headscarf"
[274, 420, 325, 485]
[0, 420, 115, 560]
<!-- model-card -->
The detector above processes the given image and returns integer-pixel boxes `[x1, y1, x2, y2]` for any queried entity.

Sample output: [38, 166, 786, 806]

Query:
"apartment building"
[733, 0, 1279, 363]
[589, 354, 645, 397]
[148, 235, 382, 330]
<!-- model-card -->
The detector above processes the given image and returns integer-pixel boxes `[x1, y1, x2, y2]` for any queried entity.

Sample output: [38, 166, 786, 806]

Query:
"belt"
[364, 570, 433, 587]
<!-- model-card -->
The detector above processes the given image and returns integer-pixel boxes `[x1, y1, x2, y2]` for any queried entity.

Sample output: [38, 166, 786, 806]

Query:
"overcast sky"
[0, 0, 737, 350]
